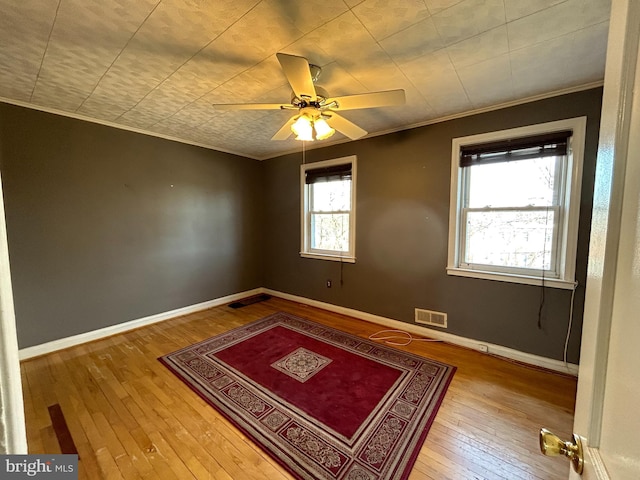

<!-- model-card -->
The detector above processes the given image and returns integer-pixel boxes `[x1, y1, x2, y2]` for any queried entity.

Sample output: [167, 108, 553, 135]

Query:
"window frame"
[447, 118, 587, 289]
[300, 156, 357, 262]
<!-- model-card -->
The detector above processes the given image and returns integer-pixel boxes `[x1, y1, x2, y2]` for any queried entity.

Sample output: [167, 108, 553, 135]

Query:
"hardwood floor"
[21, 297, 577, 479]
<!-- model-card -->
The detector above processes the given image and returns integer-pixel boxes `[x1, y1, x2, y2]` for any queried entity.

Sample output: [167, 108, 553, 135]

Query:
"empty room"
[1, 1, 639, 479]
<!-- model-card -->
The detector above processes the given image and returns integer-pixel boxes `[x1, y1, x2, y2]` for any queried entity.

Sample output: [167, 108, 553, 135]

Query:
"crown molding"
[1, 81, 603, 163]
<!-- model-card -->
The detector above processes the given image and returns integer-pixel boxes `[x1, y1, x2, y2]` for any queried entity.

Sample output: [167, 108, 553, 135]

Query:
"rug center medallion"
[271, 347, 332, 382]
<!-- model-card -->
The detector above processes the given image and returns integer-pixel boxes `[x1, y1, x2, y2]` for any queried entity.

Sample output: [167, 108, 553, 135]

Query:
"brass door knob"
[539, 428, 584, 474]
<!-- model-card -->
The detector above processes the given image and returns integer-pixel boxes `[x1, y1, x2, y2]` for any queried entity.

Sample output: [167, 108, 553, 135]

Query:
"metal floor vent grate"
[415, 308, 447, 328]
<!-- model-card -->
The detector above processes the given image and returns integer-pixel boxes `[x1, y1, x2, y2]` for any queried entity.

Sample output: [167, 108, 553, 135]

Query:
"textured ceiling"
[0, 0, 610, 159]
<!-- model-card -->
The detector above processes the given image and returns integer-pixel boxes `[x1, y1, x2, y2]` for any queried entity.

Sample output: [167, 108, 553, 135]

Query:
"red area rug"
[160, 312, 456, 480]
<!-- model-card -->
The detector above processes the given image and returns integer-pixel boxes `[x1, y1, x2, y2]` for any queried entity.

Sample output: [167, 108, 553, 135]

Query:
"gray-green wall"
[0, 88, 602, 362]
[0, 104, 263, 348]
[262, 88, 603, 363]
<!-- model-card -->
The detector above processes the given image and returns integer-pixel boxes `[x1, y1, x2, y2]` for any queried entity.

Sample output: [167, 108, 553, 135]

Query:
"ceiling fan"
[212, 53, 406, 142]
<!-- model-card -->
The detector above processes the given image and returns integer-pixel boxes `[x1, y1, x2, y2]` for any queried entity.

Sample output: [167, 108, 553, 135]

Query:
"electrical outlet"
[478, 344, 489, 353]
[326, 280, 332, 288]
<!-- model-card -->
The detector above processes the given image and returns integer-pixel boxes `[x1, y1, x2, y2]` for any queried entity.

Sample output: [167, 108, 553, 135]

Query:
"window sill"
[446, 267, 576, 290]
[300, 252, 356, 263]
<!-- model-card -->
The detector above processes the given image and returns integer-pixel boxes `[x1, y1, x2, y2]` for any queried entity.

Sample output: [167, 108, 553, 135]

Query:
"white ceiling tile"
[456, 53, 514, 107]
[200, 110, 289, 149]
[390, 101, 437, 125]
[0, 69, 35, 102]
[119, 90, 195, 126]
[133, 87, 202, 118]
[432, 0, 506, 45]
[379, 17, 444, 64]
[561, 21, 609, 82]
[339, 49, 407, 93]
[37, 45, 116, 93]
[153, 119, 185, 137]
[203, 85, 244, 106]
[82, 0, 259, 114]
[206, 111, 272, 134]
[447, 26, 508, 68]
[258, 83, 298, 104]
[77, 98, 128, 120]
[315, 63, 367, 97]
[400, 50, 455, 83]
[510, 21, 608, 97]
[166, 110, 214, 130]
[168, 97, 226, 128]
[237, 56, 288, 90]
[424, 0, 465, 15]
[217, 0, 306, 59]
[88, 61, 163, 110]
[31, 80, 91, 111]
[219, 57, 289, 102]
[352, 0, 431, 41]
[264, 0, 349, 33]
[400, 50, 473, 114]
[503, 0, 567, 22]
[164, 56, 239, 98]
[34, 0, 160, 109]
[0, 0, 58, 97]
[507, 0, 611, 51]
[304, 11, 379, 66]
[118, 109, 166, 129]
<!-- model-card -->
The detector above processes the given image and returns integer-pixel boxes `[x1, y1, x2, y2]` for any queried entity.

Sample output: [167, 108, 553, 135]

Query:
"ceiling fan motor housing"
[291, 85, 330, 108]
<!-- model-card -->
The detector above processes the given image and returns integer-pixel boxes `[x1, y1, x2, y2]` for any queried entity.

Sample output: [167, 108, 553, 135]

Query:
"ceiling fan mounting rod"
[309, 64, 321, 83]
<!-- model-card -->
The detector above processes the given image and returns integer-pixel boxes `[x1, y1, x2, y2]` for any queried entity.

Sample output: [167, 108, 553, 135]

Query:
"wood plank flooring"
[21, 297, 577, 479]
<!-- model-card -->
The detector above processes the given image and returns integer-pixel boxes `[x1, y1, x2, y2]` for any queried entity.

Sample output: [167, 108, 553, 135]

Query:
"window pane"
[311, 180, 351, 212]
[464, 210, 555, 270]
[311, 213, 349, 251]
[467, 157, 559, 208]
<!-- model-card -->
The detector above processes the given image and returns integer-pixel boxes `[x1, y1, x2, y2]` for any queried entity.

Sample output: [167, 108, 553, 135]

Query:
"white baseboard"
[263, 288, 579, 376]
[18, 288, 263, 360]
[19, 286, 579, 376]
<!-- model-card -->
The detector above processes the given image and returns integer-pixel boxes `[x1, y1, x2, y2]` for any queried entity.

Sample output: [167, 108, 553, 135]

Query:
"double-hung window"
[447, 118, 586, 289]
[301, 156, 356, 262]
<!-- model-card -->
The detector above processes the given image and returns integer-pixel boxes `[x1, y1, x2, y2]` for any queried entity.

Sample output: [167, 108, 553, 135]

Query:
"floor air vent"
[228, 294, 271, 309]
[415, 308, 447, 328]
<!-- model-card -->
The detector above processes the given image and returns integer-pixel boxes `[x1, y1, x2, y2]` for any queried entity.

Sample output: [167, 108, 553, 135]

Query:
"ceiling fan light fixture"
[292, 115, 313, 141]
[314, 117, 335, 140]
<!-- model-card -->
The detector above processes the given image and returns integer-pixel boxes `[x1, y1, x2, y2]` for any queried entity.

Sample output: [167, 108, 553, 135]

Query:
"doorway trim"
[0, 167, 27, 453]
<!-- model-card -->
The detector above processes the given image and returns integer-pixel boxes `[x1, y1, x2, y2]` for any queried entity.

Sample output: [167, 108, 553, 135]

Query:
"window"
[301, 156, 356, 262]
[447, 118, 586, 289]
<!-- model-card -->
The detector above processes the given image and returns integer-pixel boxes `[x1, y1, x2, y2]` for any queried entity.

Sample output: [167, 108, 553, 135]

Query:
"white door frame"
[0, 166, 27, 453]
[570, 0, 640, 477]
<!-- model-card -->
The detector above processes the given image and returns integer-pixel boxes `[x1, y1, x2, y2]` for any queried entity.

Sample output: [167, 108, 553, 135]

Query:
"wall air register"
[415, 308, 448, 328]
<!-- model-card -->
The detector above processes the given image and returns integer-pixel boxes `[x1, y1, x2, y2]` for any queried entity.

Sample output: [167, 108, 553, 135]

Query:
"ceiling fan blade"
[212, 103, 287, 110]
[326, 113, 367, 140]
[276, 53, 317, 101]
[271, 117, 295, 141]
[327, 89, 406, 111]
